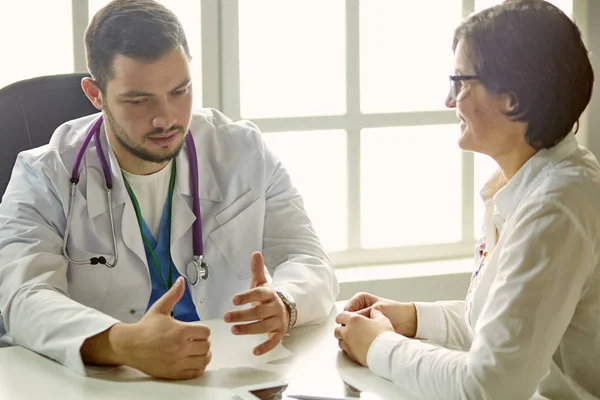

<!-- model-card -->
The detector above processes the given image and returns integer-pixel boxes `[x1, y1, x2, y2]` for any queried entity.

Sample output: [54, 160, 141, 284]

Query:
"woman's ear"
[499, 92, 519, 114]
[81, 78, 104, 111]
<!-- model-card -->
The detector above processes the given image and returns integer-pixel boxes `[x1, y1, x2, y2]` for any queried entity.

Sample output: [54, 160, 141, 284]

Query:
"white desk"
[0, 302, 418, 400]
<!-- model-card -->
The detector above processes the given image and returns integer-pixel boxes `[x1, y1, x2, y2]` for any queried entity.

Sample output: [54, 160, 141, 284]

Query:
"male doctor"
[0, 0, 338, 380]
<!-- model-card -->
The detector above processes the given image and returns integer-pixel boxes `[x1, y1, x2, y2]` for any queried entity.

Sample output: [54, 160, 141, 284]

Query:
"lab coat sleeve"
[0, 153, 120, 376]
[251, 129, 339, 326]
[413, 300, 472, 350]
[365, 198, 594, 399]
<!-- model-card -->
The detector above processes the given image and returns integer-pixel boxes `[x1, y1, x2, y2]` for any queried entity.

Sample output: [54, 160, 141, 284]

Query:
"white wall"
[336, 259, 472, 302]
[579, 0, 600, 157]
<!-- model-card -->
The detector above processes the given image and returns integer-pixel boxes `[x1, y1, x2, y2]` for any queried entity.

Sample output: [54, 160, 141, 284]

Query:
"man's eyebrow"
[169, 78, 191, 93]
[119, 90, 154, 98]
[118, 79, 191, 98]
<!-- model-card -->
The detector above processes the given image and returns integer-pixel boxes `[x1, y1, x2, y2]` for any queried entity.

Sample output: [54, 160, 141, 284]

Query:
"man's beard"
[104, 104, 186, 164]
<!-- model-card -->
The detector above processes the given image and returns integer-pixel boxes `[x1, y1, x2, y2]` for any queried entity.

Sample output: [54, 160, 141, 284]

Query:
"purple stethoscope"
[61, 115, 210, 285]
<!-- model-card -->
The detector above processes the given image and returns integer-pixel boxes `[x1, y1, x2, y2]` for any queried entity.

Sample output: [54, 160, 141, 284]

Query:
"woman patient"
[334, 1, 600, 399]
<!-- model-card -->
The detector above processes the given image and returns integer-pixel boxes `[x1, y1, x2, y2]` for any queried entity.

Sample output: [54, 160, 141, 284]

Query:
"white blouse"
[367, 133, 600, 399]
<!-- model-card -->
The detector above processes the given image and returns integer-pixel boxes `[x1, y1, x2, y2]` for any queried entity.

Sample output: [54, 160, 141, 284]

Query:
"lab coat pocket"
[209, 196, 264, 280]
[214, 189, 257, 226]
[65, 243, 112, 309]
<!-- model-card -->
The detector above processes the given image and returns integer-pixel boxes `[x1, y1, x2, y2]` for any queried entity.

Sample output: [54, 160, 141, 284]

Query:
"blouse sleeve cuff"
[413, 302, 447, 344]
[366, 331, 408, 380]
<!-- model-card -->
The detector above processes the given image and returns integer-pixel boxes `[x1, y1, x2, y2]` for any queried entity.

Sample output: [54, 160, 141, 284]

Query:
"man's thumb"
[250, 251, 267, 288]
[148, 277, 185, 315]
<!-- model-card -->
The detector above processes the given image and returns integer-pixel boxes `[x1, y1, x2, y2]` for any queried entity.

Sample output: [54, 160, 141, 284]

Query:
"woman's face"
[446, 39, 526, 159]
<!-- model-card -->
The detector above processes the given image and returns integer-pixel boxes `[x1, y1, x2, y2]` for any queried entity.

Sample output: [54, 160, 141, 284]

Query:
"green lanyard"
[123, 160, 177, 292]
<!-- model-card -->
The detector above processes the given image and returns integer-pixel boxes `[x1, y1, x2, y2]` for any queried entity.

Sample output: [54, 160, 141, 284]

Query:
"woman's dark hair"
[84, 0, 190, 93]
[453, 0, 594, 149]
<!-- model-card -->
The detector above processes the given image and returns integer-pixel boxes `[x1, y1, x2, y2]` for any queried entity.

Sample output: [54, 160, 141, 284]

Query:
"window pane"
[476, 0, 572, 15]
[238, 0, 346, 118]
[88, 0, 202, 108]
[262, 130, 347, 252]
[361, 125, 462, 247]
[360, 0, 461, 113]
[473, 153, 498, 238]
[0, 0, 73, 88]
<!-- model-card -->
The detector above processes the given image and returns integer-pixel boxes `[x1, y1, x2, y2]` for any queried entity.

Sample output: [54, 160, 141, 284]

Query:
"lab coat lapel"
[170, 133, 223, 274]
[85, 122, 129, 219]
[84, 123, 148, 269]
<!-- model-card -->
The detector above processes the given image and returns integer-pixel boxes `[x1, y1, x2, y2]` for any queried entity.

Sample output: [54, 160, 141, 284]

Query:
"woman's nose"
[445, 92, 456, 108]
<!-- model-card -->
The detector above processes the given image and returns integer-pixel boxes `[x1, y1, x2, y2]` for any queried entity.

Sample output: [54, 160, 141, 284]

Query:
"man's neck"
[118, 156, 169, 176]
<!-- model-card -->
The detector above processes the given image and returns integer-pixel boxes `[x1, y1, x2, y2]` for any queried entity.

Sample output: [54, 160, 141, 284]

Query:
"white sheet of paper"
[198, 318, 293, 371]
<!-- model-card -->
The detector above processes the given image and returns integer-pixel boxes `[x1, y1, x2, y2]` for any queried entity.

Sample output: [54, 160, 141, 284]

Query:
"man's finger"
[181, 352, 212, 370]
[224, 302, 277, 323]
[250, 251, 268, 289]
[186, 338, 211, 356]
[180, 323, 211, 340]
[231, 317, 279, 336]
[174, 369, 204, 380]
[253, 331, 282, 356]
[147, 277, 185, 316]
[232, 287, 273, 306]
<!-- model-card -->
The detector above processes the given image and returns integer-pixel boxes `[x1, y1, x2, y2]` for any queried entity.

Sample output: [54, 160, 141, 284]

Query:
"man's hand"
[223, 252, 289, 356]
[111, 277, 211, 380]
[344, 292, 418, 338]
[334, 306, 395, 367]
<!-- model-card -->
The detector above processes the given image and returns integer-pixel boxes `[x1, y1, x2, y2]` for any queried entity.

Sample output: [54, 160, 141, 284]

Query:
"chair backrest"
[0, 73, 99, 199]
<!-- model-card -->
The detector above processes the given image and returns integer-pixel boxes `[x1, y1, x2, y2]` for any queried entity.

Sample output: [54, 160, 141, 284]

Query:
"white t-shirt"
[122, 161, 173, 240]
[367, 133, 600, 399]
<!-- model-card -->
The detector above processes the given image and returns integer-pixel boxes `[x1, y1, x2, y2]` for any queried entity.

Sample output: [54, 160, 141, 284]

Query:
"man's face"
[102, 46, 193, 172]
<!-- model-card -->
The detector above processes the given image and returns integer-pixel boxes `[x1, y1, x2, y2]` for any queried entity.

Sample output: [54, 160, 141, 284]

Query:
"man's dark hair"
[453, 0, 594, 150]
[84, 0, 190, 93]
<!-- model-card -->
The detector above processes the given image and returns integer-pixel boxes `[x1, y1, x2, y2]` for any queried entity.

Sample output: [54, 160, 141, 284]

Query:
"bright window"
[476, 0, 572, 14]
[263, 130, 348, 252]
[238, 0, 346, 118]
[361, 125, 463, 248]
[359, 0, 460, 113]
[0, 0, 74, 88]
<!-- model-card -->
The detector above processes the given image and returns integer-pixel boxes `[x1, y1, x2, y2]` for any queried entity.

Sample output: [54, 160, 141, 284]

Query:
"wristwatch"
[275, 289, 297, 333]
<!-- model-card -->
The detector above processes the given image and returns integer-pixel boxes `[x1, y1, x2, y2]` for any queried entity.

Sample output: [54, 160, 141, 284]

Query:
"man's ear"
[81, 78, 104, 111]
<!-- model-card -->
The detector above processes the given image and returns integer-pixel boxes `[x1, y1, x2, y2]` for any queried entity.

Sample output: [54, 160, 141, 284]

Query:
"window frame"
[218, 0, 476, 267]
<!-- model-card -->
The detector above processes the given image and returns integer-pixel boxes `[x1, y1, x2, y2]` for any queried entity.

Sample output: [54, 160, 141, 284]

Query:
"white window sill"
[335, 257, 473, 302]
[336, 257, 473, 283]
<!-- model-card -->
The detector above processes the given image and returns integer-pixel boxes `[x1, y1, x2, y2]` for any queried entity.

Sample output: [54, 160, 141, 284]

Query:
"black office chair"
[0, 73, 99, 199]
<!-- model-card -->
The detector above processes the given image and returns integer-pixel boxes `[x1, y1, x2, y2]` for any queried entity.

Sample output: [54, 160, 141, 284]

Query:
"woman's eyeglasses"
[449, 75, 479, 101]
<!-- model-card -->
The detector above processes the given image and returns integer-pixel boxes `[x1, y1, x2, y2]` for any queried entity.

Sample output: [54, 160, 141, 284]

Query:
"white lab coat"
[0, 108, 339, 375]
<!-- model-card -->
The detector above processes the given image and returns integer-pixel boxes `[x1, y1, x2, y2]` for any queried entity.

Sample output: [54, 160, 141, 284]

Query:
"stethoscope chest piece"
[187, 255, 210, 286]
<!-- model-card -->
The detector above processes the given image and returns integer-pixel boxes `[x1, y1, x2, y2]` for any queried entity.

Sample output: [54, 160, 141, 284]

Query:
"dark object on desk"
[0, 73, 98, 199]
